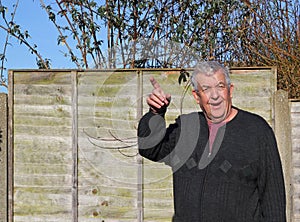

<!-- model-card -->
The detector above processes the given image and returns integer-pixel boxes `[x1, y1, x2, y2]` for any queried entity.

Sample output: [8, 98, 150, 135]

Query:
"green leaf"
[178, 69, 190, 85]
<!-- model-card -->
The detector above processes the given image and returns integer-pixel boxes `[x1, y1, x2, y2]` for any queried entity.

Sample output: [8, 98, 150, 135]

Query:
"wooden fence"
[0, 67, 295, 221]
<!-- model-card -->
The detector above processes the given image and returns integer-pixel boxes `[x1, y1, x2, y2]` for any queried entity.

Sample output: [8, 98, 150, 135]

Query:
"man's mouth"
[209, 101, 222, 107]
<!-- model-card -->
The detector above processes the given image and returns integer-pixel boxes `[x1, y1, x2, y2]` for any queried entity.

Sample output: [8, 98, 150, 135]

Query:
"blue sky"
[1, 0, 77, 68]
[0, 0, 79, 92]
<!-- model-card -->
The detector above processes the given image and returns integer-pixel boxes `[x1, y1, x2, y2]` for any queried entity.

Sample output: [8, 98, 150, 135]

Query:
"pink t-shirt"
[208, 122, 226, 153]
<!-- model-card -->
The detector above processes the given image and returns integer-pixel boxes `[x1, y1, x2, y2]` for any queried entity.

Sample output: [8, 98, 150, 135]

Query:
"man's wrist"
[149, 107, 167, 116]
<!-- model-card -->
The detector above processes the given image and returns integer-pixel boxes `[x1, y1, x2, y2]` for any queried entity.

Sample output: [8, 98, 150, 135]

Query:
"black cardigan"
[138, 108, 286, 222]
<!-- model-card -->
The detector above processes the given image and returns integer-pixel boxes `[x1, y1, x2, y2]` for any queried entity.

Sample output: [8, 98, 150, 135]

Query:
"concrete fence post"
[274, 90, 293, 222]
[0, 93, 8, 222]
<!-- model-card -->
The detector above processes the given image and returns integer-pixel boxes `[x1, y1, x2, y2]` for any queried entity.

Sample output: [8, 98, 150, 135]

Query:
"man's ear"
[192, 90, 200, 104]
[229, 84, 234, 98]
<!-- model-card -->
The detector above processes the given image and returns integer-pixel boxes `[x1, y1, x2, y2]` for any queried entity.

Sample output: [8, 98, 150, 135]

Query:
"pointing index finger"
[150, 77, 161, 89]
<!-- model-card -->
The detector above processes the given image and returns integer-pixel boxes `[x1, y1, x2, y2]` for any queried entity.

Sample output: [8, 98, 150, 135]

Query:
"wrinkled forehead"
[195, 70, 227, 86]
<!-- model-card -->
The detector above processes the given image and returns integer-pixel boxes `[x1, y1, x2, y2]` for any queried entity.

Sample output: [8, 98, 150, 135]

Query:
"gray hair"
[190, 61, 231, 91]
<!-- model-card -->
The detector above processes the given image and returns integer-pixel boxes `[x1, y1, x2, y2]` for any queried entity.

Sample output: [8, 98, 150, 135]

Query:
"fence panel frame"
[0, 93, 8, 222]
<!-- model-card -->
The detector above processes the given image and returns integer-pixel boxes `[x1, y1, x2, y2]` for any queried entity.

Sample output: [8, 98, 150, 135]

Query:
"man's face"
[192, 71, 234, 123]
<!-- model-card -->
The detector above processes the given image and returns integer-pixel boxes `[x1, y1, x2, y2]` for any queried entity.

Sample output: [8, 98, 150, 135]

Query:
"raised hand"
[147, 77, 171, 114]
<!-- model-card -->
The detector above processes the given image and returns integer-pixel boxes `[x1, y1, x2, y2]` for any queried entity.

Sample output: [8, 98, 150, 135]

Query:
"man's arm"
[137, 77, 176, 162]
[258, 123, 286, 221]
[138, 111, 179, 162]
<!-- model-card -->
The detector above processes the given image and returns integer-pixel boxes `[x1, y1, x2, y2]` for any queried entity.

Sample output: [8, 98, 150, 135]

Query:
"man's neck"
[224, 107, 238, 123]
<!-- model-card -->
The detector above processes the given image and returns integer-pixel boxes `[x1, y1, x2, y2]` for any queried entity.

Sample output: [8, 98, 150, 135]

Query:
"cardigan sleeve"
[258, 122, 286, 221]
[137, 111, 179, 164]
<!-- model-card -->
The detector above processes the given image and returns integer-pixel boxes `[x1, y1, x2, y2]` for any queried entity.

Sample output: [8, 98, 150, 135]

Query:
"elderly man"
[138, 61, 286, 221]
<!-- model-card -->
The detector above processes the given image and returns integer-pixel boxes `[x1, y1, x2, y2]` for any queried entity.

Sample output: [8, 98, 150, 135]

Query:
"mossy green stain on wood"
[14, 116, 71, 126]
[102, 72, 135, 85]
[96, 86, 120, 97]
[14, 95, 70, 106]
[14, 72, 72, 85]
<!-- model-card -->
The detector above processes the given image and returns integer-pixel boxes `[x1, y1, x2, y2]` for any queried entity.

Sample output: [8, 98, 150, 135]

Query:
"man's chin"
[209, 113, 226, 123]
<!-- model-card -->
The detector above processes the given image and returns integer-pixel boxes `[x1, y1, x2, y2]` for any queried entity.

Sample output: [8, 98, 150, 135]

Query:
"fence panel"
[11, 71, 73, 222]
[141, 67, 277, 221]
[77, 70, 139, 221]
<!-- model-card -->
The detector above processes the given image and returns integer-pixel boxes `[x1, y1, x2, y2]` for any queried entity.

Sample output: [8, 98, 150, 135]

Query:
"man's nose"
[210, 87, 219, 99]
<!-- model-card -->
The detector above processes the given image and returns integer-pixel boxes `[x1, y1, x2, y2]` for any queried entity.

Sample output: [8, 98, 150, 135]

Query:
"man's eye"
[217, 84, 226, 89]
